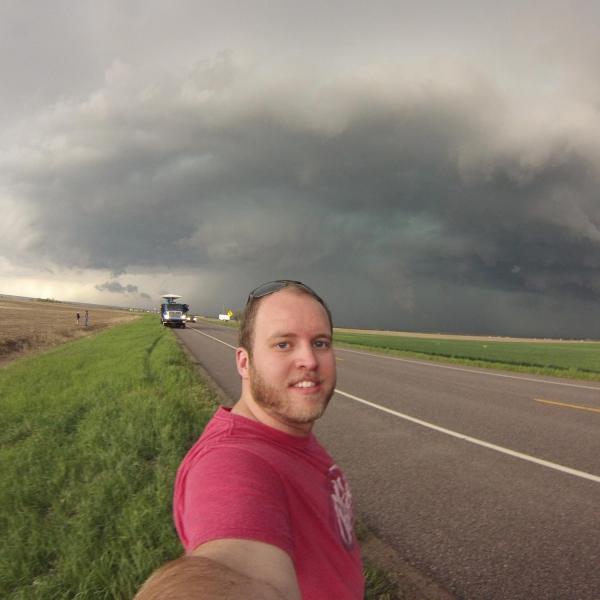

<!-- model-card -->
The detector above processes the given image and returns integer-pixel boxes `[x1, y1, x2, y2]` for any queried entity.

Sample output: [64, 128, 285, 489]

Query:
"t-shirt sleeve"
[174, 445, 294, 557]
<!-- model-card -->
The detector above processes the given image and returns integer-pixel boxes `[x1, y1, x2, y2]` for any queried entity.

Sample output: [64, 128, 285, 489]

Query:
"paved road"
[175, 322, 600, 600]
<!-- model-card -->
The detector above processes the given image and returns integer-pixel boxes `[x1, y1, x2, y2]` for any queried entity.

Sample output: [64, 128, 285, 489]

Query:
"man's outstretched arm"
[134, 539, 301, 600]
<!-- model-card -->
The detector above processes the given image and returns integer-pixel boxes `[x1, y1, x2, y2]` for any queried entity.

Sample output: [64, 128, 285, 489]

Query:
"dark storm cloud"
[95, 280, 139, 294]
[2, 53, 600, 337]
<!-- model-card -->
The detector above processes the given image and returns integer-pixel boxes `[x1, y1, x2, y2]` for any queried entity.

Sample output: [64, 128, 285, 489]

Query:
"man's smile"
[290, 378, 321, 389]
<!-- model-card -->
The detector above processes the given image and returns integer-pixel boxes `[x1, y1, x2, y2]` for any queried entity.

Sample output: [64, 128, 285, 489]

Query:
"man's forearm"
[134, 555, 288, 600]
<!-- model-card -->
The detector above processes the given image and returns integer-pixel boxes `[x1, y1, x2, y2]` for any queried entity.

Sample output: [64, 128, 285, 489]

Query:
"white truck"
[160, 294, 189, 328]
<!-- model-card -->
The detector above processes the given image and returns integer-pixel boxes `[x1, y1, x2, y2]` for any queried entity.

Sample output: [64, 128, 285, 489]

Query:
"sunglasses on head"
[246, 280, 324, 305]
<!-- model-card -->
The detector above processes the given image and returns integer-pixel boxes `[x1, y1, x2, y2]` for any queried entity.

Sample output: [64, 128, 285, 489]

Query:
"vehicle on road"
[160, 294, 189, 328]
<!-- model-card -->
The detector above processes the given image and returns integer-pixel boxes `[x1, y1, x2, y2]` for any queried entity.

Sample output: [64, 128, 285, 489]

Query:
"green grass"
[0, 316, 218, 599]
[1, 316, 396, 599]
[356, 520, 399, 600]
[196, 316, 239, 330]
[363, 565, 398, 600]
[334, 332, 600, 381]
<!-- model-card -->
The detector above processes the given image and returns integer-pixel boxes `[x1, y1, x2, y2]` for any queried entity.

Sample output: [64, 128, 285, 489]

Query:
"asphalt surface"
[174, 322, 600, 600]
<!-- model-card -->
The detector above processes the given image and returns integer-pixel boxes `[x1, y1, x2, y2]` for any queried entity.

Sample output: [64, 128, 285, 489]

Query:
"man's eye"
[314, 340, 330, 349]
[276, 342, 289, 349]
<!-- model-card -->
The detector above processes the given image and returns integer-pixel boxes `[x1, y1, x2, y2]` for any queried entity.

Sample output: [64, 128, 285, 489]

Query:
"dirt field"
[0, 296, 142, 366]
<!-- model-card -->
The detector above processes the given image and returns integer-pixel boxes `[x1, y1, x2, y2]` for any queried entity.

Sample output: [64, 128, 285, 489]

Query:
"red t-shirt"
[174, 407, 364, 599]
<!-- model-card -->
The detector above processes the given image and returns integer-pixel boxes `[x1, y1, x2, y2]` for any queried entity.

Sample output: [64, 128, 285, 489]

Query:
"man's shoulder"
[180, 412, 284, 481]
[196, 407, 234, 442]
[187, 441, 280, 476]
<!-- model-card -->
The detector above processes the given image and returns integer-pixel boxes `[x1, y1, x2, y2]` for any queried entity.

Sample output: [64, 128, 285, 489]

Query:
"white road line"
[192, 329, 237, 349]
[336, 346, 600, 391]
[191, 327, 600, 484]
[335, 389, 600, 484]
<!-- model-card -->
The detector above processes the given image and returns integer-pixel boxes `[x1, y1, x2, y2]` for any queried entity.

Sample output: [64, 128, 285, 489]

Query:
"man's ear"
[236, 347, 250, 379]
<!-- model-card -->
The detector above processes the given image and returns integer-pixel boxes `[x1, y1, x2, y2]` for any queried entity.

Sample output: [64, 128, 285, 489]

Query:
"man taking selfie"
[136, 280, 364, 599]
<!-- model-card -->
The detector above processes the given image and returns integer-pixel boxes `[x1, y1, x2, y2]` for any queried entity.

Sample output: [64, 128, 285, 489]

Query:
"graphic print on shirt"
[328, 465, 354, 549]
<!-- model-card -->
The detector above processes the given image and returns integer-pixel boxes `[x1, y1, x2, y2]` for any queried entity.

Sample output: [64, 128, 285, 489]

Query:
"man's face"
[245, 289, 336, 433]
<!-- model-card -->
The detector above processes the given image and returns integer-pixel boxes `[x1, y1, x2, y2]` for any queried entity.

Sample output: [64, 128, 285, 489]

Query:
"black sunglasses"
[246, 280, 324, 305]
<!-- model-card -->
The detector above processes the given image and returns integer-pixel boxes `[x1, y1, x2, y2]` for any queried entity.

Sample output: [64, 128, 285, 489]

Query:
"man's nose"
[295, 343, 318, 370]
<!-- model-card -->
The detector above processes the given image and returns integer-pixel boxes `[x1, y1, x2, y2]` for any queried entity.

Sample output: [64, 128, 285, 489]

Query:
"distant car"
[192, 316, 198, 322]
[218, 314, 231, 321]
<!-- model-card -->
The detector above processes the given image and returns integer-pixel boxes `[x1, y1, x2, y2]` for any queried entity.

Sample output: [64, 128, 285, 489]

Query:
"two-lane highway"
[175, 322, 600, 599]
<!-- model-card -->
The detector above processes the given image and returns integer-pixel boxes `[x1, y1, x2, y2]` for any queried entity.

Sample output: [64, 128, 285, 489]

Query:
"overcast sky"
[2, 1, 600, 338]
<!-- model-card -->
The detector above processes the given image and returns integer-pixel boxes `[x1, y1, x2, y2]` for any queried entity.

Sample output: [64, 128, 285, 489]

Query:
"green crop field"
[1, 316, 396, 599]
[333, 331, 600, 380]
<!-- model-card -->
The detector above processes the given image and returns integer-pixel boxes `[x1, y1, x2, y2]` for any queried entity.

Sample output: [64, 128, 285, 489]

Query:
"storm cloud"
[2, 2, 600, 338]
[95, 280, 140, 295]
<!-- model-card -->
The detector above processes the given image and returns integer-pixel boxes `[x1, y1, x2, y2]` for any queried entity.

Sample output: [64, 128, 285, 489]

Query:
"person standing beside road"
[135, 280, 364, 600]
[84, 310, 89, 327]
[76, 312, 80, 325]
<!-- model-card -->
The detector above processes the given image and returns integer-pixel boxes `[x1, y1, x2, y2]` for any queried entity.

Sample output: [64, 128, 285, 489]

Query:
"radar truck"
[160, 294, 189, 328]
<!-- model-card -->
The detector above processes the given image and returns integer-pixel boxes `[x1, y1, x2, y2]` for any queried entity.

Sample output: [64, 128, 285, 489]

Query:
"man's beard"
[249, 362, 335, 426]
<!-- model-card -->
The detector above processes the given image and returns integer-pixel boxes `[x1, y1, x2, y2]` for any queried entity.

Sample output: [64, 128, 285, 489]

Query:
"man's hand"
[134, 540, 301, 600]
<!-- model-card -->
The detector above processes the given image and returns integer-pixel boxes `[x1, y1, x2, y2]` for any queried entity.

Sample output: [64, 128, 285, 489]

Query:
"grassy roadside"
[1, 316, 218, 599]
[197, 316, 239, 330]
[1, 315, 398, 599]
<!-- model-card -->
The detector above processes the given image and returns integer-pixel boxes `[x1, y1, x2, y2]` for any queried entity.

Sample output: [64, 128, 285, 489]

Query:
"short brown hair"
[239, 283, 333, 355]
